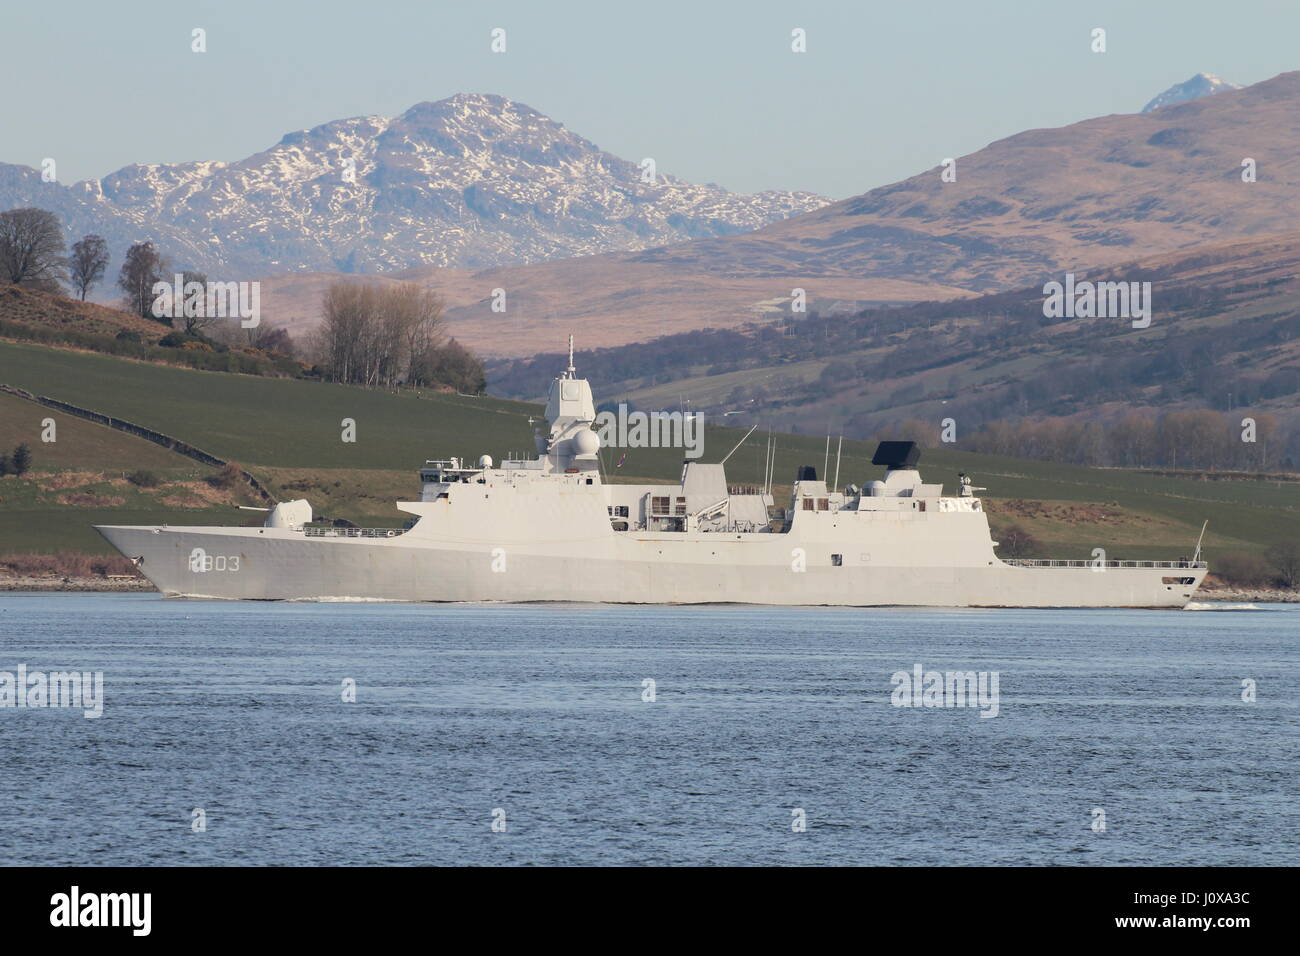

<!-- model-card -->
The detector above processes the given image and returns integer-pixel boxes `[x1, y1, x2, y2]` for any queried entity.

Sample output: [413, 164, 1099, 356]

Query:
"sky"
[2, 0, 1298, 199]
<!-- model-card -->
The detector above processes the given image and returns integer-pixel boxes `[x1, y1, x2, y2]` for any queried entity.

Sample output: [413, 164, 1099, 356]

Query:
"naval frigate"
[96, 346, 1208, 606]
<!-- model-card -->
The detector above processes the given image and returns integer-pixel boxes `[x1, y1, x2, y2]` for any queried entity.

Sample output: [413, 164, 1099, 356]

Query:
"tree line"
[310, 281, 485, 393]
[0, 206, 296, 354]
[1, 207, 111, 301]
[0, 206, 485, 393]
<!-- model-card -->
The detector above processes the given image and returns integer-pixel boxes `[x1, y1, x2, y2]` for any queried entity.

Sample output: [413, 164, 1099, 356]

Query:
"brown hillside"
[0, 285, 167, 342]
[258, 70, 1300, 358]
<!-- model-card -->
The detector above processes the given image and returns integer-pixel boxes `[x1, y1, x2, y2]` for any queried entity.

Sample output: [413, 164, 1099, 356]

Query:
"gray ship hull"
[95, 524, 1205, 607]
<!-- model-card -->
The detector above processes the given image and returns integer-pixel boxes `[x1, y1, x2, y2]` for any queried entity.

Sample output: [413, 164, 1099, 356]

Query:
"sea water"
[0, 593, 1295, 866]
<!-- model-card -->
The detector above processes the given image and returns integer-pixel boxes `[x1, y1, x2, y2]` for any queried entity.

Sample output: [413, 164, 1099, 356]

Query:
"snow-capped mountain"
[1141, 73, 1242, 113]
[0, 94, 828, 277]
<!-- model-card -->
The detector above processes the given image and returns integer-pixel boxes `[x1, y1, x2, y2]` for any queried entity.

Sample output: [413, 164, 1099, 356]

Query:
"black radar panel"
[871, 441, 921, 469]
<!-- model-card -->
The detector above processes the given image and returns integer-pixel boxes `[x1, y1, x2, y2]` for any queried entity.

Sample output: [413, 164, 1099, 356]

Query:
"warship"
[96, 344, 1207, 606]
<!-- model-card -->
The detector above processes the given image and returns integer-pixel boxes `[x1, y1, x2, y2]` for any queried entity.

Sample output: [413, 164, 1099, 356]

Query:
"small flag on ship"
[616, 453, 626, 468]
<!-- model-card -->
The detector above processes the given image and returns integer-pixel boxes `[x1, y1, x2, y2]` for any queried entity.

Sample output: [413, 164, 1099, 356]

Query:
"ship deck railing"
[303, 527, 407, 538]
[1004, 558, 1206, 569]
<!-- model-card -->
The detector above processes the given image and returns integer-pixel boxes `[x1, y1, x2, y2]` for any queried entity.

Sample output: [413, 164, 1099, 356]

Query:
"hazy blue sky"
[3, 0, 1298, 198]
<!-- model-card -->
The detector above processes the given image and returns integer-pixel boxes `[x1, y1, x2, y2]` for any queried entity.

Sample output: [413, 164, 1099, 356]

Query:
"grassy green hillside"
[0, 389, 262, 553]
[0, 341, 537, 469]
[0, 389, 184, 471]
[2, 340, 1297, 562]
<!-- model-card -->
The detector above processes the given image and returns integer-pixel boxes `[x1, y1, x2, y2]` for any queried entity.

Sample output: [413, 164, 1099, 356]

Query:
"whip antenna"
[720, 424, 758, 465]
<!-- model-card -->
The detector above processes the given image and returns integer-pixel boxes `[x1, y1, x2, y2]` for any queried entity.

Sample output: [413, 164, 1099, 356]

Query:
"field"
[1, 340, 1297, 564]
[0, 389, 262, 552]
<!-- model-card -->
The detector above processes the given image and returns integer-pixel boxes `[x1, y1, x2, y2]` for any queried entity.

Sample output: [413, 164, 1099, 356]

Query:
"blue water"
[0, 593, 1296, 866]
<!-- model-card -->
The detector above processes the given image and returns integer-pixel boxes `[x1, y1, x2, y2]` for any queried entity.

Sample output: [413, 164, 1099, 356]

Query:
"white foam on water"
[1184, 601, 1270, 611]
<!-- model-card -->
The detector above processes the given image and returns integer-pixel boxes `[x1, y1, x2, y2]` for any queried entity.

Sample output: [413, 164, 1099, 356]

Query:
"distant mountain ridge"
[255, 70, 1300, 358]
[0, 93, 828, 277]
[1142, 73, 1242, 113]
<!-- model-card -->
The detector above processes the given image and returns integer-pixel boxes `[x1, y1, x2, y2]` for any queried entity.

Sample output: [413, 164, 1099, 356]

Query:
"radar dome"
[478, 455, 494, 469]
[572, 430, 600, 456]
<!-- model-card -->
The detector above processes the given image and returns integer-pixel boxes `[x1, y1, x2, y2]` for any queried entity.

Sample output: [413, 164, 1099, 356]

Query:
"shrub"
[207, 461, 244, 489]
[994, 523, 1044, 558]
[1212, 552, 1272, 588]
[127, 469, 161, 488]
[159, 331, 219, 351]
[10, 444, 31, 476]
[1264, 541, 1300, 589]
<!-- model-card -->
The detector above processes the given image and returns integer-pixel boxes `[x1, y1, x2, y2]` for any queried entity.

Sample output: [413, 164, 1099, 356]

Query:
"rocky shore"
[1192, 587, 1299, 603]
[0, 574, 153, 592]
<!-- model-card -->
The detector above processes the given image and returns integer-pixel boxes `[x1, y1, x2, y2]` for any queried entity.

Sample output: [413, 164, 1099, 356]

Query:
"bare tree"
[1265, 541, 1300, 589]
[317, 281, 374, 384]
[0, 207, 67, 290]
[390, 282, 444, 386]
[118, 241, 166, 320]
[315, 280, 457, 388]
[177, 270, 216, 334]
[68, 234, 109, 300]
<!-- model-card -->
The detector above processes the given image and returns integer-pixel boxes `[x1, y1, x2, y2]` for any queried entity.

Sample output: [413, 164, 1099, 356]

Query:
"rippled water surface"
[1, 593, 1296, 865]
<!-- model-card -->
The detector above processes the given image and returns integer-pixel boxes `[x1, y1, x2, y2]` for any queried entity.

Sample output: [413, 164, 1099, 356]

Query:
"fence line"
[1, 382, 276, 505]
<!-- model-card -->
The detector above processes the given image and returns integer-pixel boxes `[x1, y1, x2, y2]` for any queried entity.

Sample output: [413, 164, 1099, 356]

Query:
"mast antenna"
[763, 432, 772, 496]
[567, 334, 575, 376]
[833, 435, 843, 492]
[766, 433, 776, 496]
[1192, 520, 1209, 564]
[720, 424, 758, 465]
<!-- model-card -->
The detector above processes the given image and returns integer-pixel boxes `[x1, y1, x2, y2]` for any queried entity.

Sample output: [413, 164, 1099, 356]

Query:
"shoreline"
[0, 575, 154, 592]
[1192, 587, 1300, 603]
[2, 575, 1296, 603]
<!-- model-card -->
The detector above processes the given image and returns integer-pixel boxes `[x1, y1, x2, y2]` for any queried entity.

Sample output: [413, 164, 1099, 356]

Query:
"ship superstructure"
[97, 346, 1207, 606]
